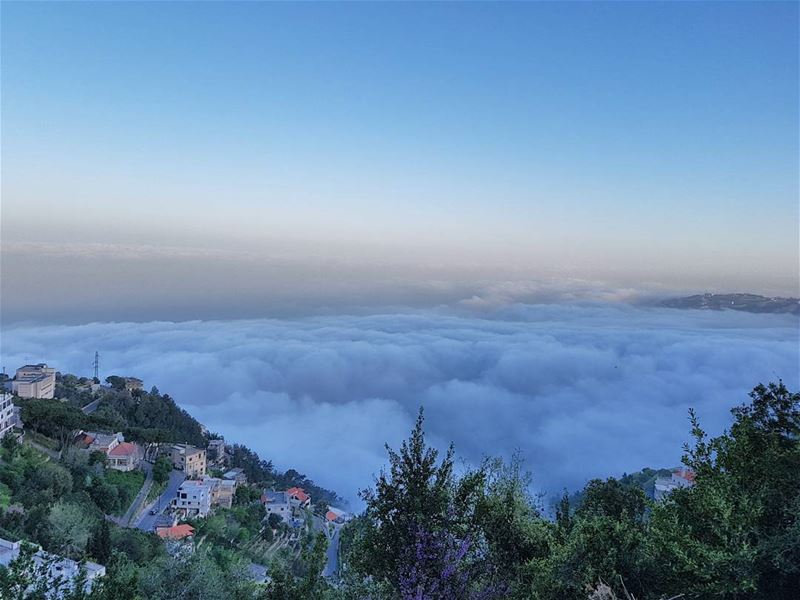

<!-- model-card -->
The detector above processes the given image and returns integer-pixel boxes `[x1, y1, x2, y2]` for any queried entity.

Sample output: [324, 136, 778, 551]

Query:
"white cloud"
[2, 304, 797, 504]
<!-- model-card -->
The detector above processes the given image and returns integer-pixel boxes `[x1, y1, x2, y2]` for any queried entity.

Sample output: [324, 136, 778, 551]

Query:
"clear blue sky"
[2, 2, 798, 319]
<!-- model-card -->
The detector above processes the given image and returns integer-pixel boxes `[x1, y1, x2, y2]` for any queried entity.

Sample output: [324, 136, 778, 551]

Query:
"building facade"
[0, 393, 15, 439]
[169, 444, 207, 477]
[654, 468, 696, 500]
[201, 476, 236, 509]
[12, 364, 56, 399]
[262, 491, 291, 521]
[0, 537, 105, 595]
[223, 467, 247, 485]
[174, 480, 212, 517]
[106, 441, 143, 472]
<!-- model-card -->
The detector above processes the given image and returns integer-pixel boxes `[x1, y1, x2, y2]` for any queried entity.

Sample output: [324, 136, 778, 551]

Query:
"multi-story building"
[223, 467, 247, 485]
[0, 537, 105, 595]
[173, 480, 212, 517]
[207, 438, 226, 461]
[202, 476, 236, 509]
[262, 491, 292, 521]
[0, 393, 15, 439]
[169, 444, 207, 477]
[12, 364, 56, 399]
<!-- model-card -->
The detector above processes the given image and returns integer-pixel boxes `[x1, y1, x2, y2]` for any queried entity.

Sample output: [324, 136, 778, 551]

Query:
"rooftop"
[108, 441, 139, 457]
[263, 491, 289, 504]
[156, 524, 195, 540]
[287, 487, 310, 502]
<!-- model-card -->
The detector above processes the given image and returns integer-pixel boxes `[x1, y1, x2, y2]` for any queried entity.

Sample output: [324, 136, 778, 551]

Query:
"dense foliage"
[2, 380, 797, 599]
[338, 382, 800, 599]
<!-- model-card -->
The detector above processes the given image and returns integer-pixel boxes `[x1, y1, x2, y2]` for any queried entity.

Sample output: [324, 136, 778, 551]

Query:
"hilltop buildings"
[107, 441, 144, 471]
[169, 444, 207, 477]
[11, 364, 56, 399]
[0, 393, 15, 439]
[0, 537, 105, 595]
[174, 480, 212, 518]
[654, 468, 696, 500]
[262, 491, 292, 521]
[223, 467, 247, 485]
[74, 430, 143, 472]
[287, 487, 311, 509]
[202, 476, 236, 509]
[207, 438, 226, 461]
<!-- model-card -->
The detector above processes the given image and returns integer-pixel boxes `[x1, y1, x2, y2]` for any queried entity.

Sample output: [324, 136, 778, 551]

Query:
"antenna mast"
[93, 351, 100, 380]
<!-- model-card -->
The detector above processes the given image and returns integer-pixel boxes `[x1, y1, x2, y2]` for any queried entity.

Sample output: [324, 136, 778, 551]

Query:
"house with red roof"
[654, 468, 696, 500]
[156, 524, 195, 541]
[325, 507, 349, 524]
[107, 441, 144, 472]
[286, 487, 311, 509]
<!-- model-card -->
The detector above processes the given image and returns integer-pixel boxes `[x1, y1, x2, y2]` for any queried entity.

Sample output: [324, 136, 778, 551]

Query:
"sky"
[1, 3, 798, 503]
[2, 2, 799, 325]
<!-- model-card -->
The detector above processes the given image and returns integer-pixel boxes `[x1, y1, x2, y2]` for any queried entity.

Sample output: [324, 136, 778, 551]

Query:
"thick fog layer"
[3, 304, 798, 504]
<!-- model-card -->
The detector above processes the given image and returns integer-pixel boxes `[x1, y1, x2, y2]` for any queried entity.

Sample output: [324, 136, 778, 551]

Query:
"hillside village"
[0, 363, 350, 596]
[1, 362, 796, 600]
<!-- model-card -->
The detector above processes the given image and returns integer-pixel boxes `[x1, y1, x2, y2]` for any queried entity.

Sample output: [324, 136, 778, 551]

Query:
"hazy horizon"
[2, 2, 798, 326]
[1, 1, 799, 507]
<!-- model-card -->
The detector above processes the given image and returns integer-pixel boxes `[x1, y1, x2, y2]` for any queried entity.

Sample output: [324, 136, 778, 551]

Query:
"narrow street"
[135, 469, 185, 531]
[114, 461, 153, 527]
[323, 525, 341, 579]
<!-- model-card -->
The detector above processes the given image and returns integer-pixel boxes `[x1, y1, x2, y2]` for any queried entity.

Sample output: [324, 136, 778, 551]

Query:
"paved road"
[115, 462, 153, 527]
[135, 469, 185, 531]
[81, 399, 101, 415]
[323, 525, 341, 579]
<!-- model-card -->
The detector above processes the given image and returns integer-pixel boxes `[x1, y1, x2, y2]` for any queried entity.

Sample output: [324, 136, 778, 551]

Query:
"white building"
[106, 441, 144, 472]
[174, 479, 212, 518]
[86, 431, 124, 454]
[654, 468, 696, 501]
[0, 393, 15, 439]
[262, 491, 291, 521]
[12, 364, 56, 399]
[0, 537, 105, 595]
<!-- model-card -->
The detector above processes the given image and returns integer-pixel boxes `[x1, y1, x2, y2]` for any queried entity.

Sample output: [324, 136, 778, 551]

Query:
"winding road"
[323, 525, 341, 579]
[135, 469, 186, 531]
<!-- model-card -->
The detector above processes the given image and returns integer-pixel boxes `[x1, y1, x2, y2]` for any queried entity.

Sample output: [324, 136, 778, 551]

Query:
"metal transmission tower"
[93, 351, 100, 381]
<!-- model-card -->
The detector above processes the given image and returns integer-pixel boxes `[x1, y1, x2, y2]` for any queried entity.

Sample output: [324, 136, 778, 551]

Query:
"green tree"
[48, 500, 95, 559]
[349, 409, 488, 594]
[88, 520, 112, 564]
[647, 382, 800, 599]
[88, 552, 142, 600]
[152, 457, 171, 486]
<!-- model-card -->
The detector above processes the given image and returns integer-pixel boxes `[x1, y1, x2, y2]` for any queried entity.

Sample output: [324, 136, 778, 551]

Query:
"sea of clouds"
[2, 303, 798, 506]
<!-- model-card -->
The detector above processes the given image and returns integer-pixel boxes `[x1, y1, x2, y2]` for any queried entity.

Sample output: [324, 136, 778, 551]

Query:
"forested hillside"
[2, 381, 798, 599]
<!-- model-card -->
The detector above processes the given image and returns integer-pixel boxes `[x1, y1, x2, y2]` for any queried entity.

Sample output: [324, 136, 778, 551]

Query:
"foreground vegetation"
[1, 381, 797, 599]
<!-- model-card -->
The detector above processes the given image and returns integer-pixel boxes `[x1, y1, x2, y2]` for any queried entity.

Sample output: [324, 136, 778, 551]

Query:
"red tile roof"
[156, 524, 195, 540]
[325, 510, 338, 522]
[108, 442, 139, 457]
[287, 487, 310, 503]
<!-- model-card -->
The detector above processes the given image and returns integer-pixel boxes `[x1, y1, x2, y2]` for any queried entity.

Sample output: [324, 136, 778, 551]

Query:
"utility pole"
[93, 351, 100, 381]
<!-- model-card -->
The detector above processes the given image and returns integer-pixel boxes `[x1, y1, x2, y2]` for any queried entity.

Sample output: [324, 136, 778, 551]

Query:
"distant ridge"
[660, 293, 800, 315]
